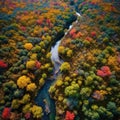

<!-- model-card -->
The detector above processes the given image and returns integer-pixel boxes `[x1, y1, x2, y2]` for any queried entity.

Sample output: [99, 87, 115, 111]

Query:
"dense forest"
[0, 0, 120, 120]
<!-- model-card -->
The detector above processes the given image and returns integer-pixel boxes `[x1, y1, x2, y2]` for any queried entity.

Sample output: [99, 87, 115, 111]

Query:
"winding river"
[35, 12, 81, 120]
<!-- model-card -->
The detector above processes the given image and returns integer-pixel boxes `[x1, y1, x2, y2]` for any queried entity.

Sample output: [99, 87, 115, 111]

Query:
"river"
[35, 12, 81, 120]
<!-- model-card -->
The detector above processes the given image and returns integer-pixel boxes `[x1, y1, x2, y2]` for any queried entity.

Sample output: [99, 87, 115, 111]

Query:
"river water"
[51, 12, 81, 73]
[50, 24, 73, 76]
[35, 12, 81, 120]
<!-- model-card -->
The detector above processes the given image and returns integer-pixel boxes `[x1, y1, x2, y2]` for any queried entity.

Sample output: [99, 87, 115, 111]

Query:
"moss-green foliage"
[60, 62, 71, 72]
[0, 0, 77, 119]
[65, 83, 80, 97]
[49, 0, 120, 120]
[11, 99, 20, 109]
[1, 0, 120, 120]
[30, 105, 43, 118]
[80, 87, 92, 98]
[0, 35, 8, 44]
[20, 94, 31, 104]
[23, 103, 32, 113]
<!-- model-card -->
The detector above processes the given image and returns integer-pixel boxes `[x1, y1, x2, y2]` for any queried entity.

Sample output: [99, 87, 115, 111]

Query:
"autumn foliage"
[2, 108, 11, 119]
[97, 66, 111, 77]
[0, 60, 7, 68]
[0, 0, 120, 120]
[65, 111, 75, 120]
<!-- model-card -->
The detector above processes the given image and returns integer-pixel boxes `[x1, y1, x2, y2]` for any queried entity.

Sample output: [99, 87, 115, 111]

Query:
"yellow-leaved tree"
[26, 83, 37, 92]
[26, 60, 36, 70]
[17, 75, 31, 89]
[23, 103, 32, 113]
[20, 94, 31, 104]
[58, 46, 65, 54]
[30, 105, 43, 118]
[60, 62, 71, 73]
[24, 43, 33, 50]
[67, 49, 73, 57]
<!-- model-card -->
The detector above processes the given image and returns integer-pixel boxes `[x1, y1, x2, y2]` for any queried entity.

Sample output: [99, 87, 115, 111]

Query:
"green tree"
[107, 102, 117, 114]
[11, 99, 20, 109]
[64, 83, 80, 97]
[20, 94, 31, 104]
[60, 62, 70, 73]
[23, 103, 32, 113]
[80, 87, 92, 98]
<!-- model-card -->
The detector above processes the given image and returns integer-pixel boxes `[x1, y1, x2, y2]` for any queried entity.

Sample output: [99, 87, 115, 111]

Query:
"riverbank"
[0, 1, 77, 119]
[35, 11, 80, 120]
[49, 0, 120, 120]
[0, 0, 120, 120]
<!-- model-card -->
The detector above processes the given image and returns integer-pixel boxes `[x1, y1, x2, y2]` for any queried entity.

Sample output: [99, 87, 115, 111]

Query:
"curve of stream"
[35, 12, 81, 120]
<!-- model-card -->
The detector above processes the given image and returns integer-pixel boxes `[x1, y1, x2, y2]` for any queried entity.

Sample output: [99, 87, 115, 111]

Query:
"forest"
[0, 0, 120, 120]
